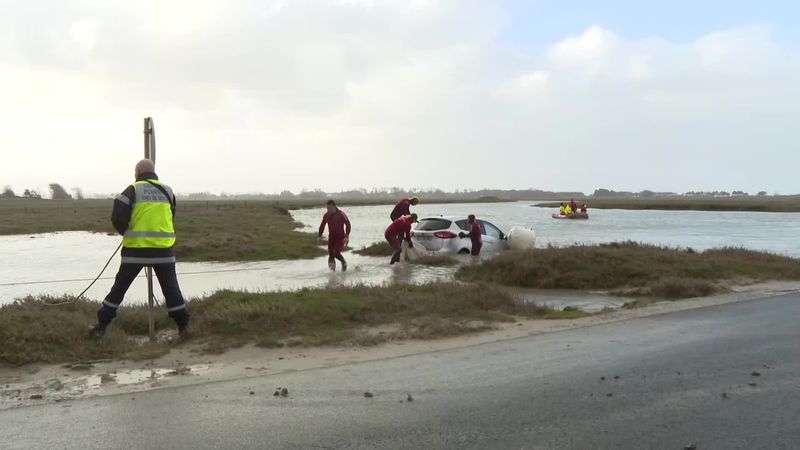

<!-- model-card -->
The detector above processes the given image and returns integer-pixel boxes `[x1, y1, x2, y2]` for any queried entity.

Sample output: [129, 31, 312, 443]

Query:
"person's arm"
[111, 185, 135, 235]
[465, 225, 474, 239]
[404, 223, 413, 246]
[318, 214, 328, 238]
[343, 213, 352, 237]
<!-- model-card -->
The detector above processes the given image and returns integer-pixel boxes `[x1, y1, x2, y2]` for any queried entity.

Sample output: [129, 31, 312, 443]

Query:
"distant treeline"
[593, 188, 772, 198]
[1, 183, 82, 200]
[182, 187, 785, 201]
[180, 188, 586, 201]
[0, 185, 788, 201]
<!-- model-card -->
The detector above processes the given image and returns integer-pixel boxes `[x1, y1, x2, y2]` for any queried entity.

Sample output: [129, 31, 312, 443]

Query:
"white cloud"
[0, 1, 798, 195]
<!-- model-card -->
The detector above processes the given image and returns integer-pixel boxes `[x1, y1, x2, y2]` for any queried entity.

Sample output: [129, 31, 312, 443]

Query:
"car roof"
[420, 216, 498, 222]
[420, 216, 464, 221]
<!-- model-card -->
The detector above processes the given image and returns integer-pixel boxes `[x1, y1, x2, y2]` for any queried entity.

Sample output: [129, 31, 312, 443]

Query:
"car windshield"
[416, 218, 452, 231]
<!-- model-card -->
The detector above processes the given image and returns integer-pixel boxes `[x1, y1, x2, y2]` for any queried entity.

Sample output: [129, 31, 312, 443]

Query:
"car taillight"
[434, 231, 457, 239]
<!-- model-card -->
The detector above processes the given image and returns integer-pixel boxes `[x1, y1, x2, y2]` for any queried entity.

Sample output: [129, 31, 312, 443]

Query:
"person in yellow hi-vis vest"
[89, 159, 190, 338]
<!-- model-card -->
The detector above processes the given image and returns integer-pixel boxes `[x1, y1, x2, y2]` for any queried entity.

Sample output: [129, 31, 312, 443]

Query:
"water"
[294, 201, 800, 256]
[1, 202, 797, 305]
[0, 232, 455, 305]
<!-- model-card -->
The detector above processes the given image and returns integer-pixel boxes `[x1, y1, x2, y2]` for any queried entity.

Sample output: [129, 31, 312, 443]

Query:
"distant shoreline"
[534, 196, 800, 213]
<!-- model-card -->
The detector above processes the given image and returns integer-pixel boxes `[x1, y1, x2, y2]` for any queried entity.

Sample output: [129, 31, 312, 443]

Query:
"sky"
[1, 0, 798, 196]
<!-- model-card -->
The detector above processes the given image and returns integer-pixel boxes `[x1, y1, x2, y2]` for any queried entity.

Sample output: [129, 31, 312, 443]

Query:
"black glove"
[407, 241, 413, 248]
[458, 232, 466, 239]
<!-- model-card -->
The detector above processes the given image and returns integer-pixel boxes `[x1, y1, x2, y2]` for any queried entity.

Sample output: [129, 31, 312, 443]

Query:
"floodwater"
[0, 232, 456, 306]
[293, 201, 800, 256]
[1, 201, 798, 307]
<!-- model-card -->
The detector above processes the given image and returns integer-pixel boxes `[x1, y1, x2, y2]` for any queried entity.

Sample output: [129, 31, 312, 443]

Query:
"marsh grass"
[0, 199, 324, 262]
[0, 283, 584, 365]
[456, 242, 800, 299]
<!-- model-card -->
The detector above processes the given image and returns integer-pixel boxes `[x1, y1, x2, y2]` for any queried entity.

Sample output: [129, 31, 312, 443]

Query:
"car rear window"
[454, 220, 470, 231]
[416, 218, 452, 231]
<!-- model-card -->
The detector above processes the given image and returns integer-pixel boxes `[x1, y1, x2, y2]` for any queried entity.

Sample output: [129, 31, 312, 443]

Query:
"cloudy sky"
[1, 0, 798, 196]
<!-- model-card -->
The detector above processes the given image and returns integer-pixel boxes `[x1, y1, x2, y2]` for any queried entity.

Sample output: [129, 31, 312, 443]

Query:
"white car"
[410, 216, 509, 255]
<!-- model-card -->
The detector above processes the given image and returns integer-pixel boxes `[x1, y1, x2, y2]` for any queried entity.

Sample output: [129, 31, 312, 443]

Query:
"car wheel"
[458, 248, 470, 254]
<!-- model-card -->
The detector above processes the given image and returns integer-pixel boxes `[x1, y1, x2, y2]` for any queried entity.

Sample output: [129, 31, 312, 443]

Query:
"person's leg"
[333, 239, 347, 271]
[471, 241, 482, 256]
[386, 233, 401, 264]
[96, 263, 143, 328]
[152, 263, 190, 329]
[327, 239, 338, 271]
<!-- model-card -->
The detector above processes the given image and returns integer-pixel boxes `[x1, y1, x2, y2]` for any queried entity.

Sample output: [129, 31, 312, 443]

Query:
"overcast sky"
[1, 0, 798, 196]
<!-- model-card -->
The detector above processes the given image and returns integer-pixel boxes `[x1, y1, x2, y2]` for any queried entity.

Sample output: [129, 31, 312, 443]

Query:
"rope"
[75, 242, 123, 299]
[1, 265, 274, 288]
[35, 242, 123, 306]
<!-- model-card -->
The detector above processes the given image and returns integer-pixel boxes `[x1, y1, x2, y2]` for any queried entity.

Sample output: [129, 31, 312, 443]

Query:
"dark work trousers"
[97, 263, 189, 327]
[471, 241, 482, 256]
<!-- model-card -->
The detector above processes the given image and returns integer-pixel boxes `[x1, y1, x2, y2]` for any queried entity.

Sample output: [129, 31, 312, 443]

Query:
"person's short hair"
[326, 200, 336, 206]
[468, 214, 476, 220]
[409, 213, 418, 222]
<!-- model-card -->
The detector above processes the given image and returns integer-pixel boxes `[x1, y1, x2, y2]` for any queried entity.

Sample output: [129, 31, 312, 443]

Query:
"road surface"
[3, 292, 799, 449]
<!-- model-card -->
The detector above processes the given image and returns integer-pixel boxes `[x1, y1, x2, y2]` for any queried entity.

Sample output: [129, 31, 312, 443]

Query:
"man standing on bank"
[318, 200, 351, 271]
[89, 159, 190, 338]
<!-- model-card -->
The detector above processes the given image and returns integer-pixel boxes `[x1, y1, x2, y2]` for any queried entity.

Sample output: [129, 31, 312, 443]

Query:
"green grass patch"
[0, 199, 324, 262]
[456, 242, 800, 299]
[0, 283, 581, 366]
[353, 241, 395, 256]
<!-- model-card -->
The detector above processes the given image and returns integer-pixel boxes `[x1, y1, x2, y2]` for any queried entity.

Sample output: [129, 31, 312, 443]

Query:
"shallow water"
[1, 202, 797, 306]
[293, 201, 800, 256]
[0, 232, 456, 305]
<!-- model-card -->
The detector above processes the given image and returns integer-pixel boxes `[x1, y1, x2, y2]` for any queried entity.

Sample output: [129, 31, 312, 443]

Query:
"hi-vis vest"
[122, 180, 176, 249]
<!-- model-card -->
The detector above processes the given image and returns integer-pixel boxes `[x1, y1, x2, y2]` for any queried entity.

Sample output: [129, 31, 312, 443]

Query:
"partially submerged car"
[410, 216, 509, 255]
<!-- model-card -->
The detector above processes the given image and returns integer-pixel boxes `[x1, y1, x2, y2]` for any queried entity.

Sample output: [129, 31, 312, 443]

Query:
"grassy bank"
[456, 242, 800, 299]
[0, 199, 324, 262]
[535, 196, 800, 213]
[353, 241, 395, 256]
[0, 284, 586, 366]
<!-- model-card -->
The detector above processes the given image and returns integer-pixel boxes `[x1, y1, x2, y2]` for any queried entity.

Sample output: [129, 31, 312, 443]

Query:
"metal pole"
[143, 118, 156, 343]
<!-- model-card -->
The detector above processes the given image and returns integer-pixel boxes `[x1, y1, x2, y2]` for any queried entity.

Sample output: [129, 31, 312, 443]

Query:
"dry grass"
[456, 242, 800, 299]
[0, 283, 588, 366]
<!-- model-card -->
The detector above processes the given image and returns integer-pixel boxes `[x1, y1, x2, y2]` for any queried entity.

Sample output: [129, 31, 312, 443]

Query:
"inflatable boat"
[552, 212, 589, 220]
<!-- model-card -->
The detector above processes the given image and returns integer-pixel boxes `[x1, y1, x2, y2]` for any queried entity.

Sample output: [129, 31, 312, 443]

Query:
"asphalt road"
[3, 292, 799, 450]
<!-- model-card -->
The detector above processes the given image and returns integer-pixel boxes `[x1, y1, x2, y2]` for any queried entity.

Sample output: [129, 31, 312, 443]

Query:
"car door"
[478, 220, 502, 252]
